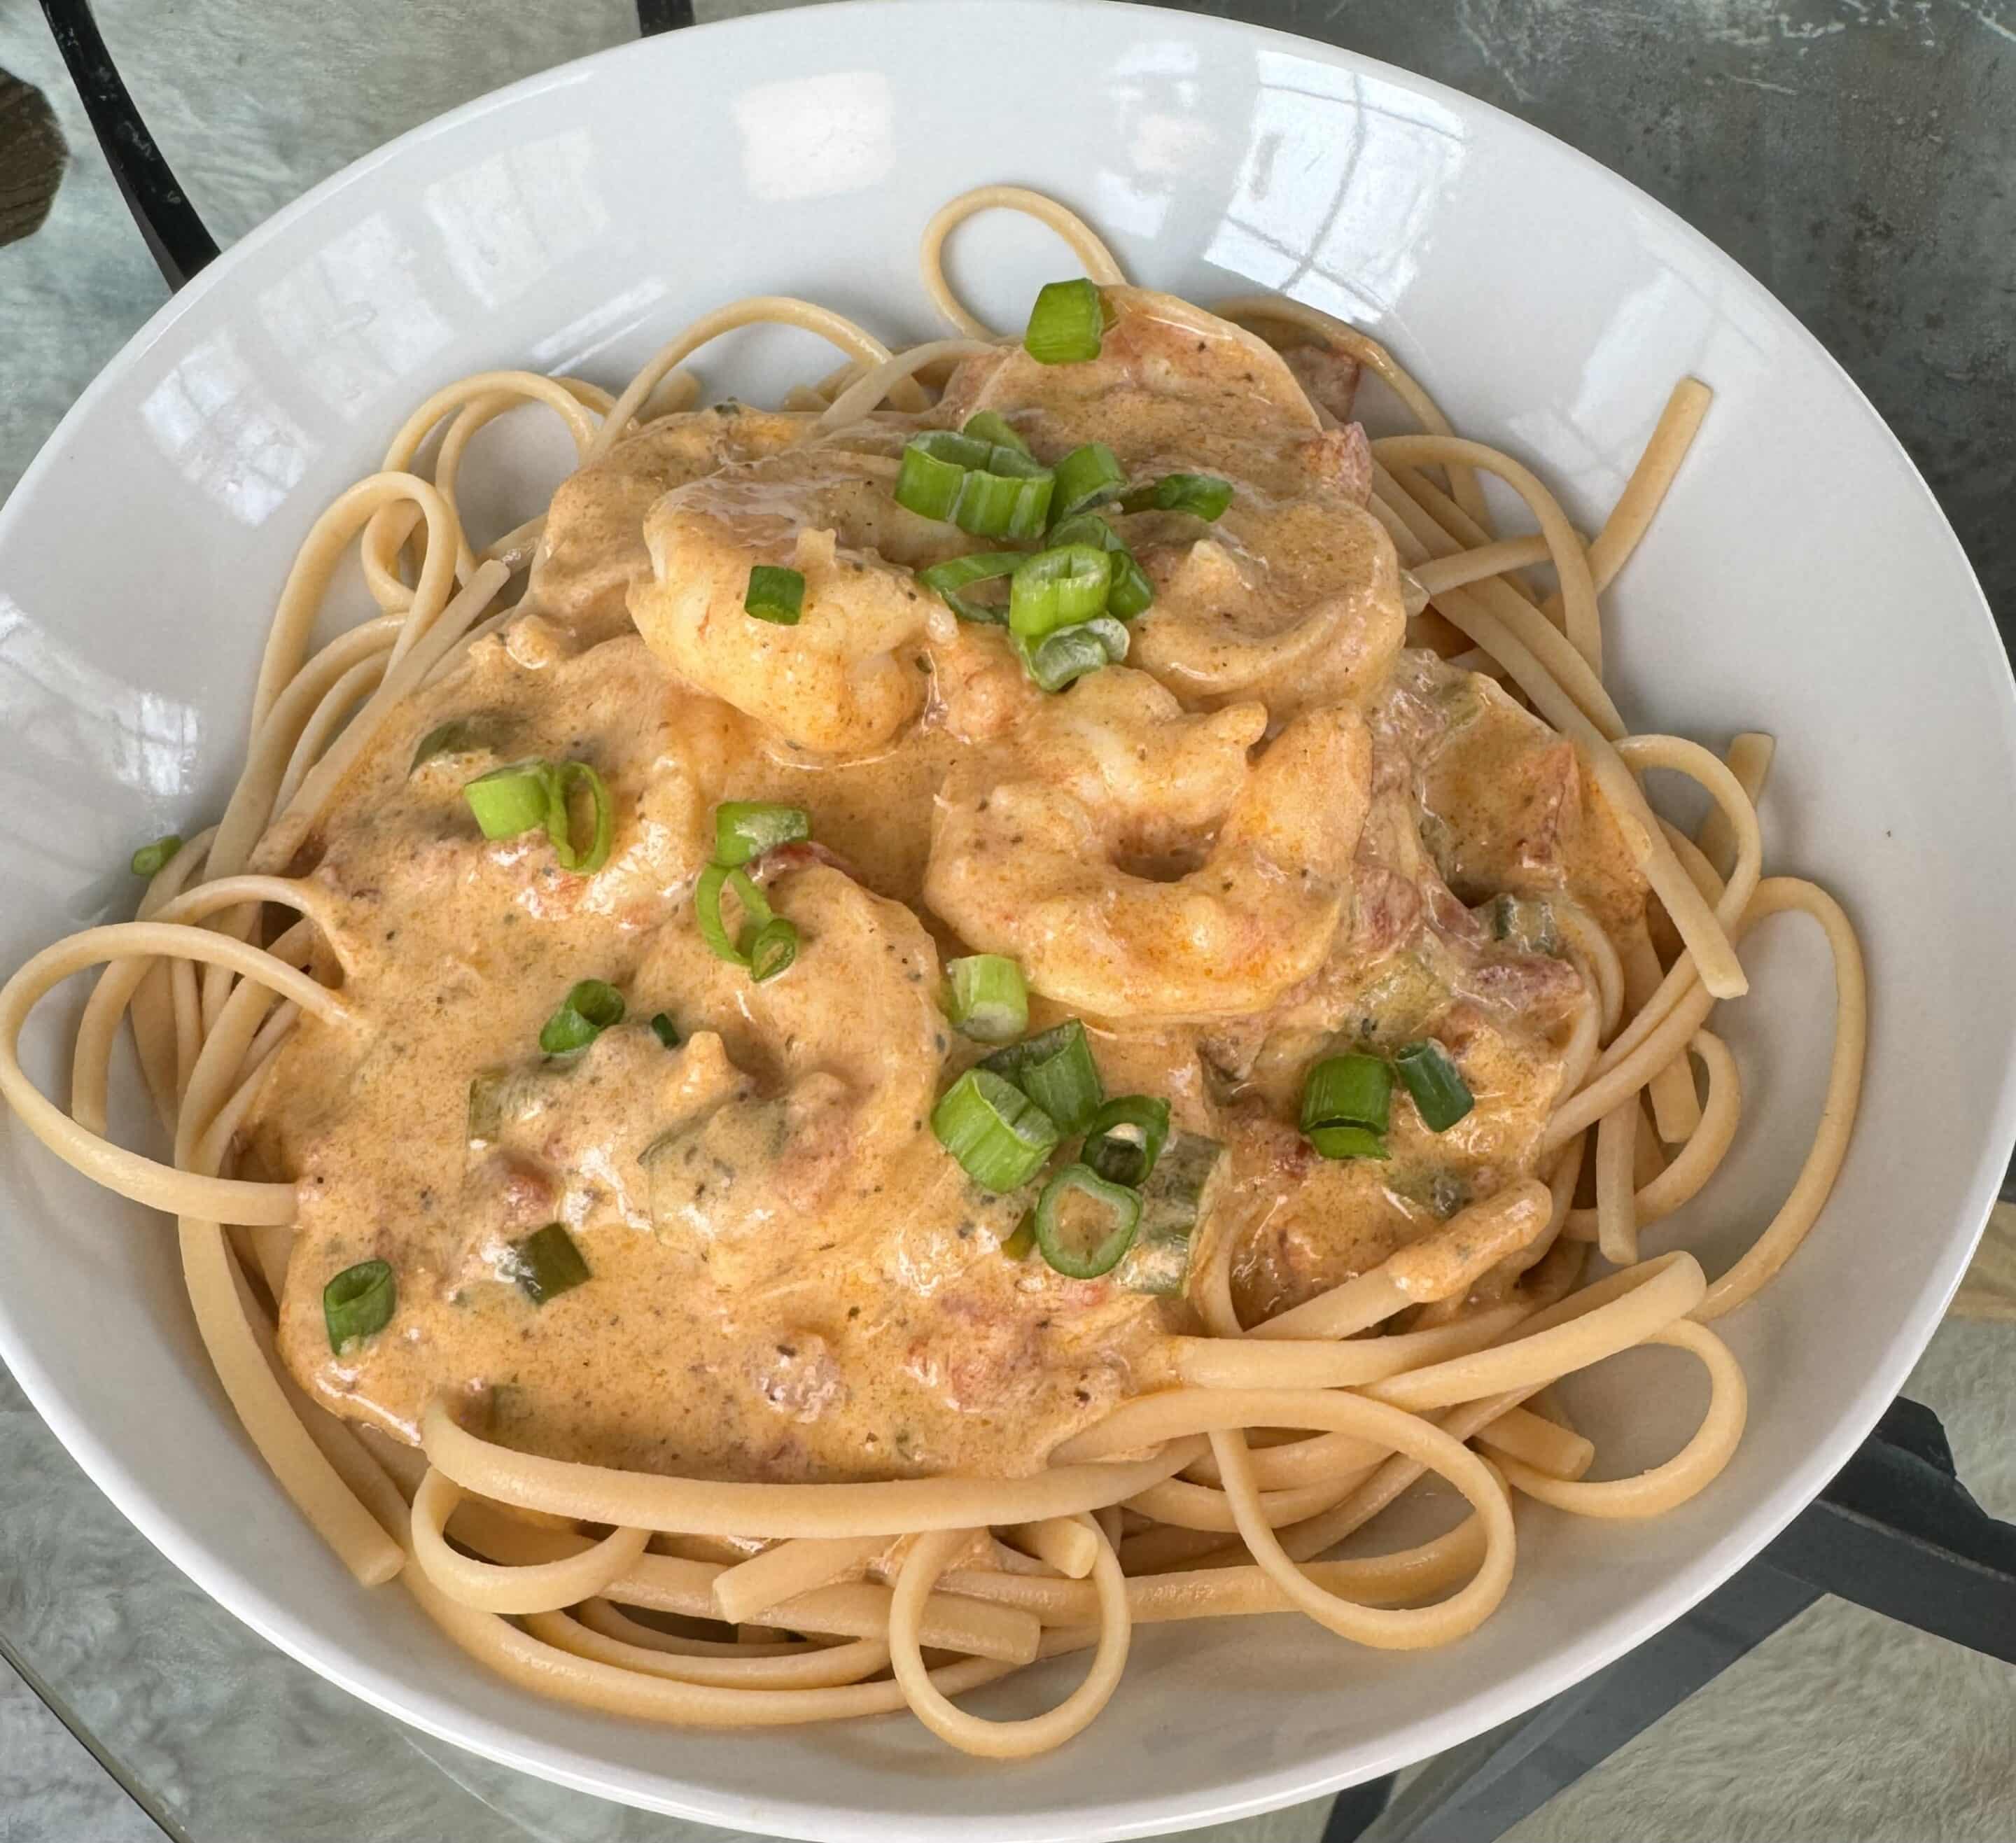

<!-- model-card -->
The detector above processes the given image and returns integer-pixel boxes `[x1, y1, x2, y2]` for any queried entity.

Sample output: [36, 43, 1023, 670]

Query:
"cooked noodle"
[0, 186, 1865, 1756]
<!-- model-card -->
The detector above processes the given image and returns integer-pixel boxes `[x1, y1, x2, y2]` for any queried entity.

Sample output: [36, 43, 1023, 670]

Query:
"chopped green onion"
[895, 432, 1055, 538]
[464, 759, 554, 839]
[918, 551, 1023, 624]
[323, 1259, 396, 1352]
[539, 979, 624, 1056]
[1395, 1039, 1476, 1132]
[508, 1222, 592, 1304]
[1117, 1130, 1226, 1294]
[1121, 472, 1234, 520]
[409, 719, 486, 776]
[1009, 543, 1112, 641]
[1110, 555, 1154, 621]
[1024, 278, 1107, 365]
[649, 1011, 680, 1049]
[129, 834, 181, 878]
[467, 1070, 509, 1143]
[1000, 1214, 1037, 1261]
[944, 954, 1029, 1043]
[744, 564, 806, 626]
[694, 863, 771, 967]
[897, 430, 993, 519]
[961, 410, 1032, 456]
[1301, 1053, 1394, 1135]
[1082, 1095, 1171, 1188]
[1047, 512, 1154, 620]
[463, 757, 612, 874]
[955, 448, 1054, 539]
[932, 1068, 1061, 1193]
[746, 916, 799, 983]
[982, 1019, 1104, 1135]
[694, 864, 794, 980]
[547, 761, 614, 874]
[1023, 617, 1126, 692]
[1307, 1123, 1390, 1161]
[1050, 442, 1124, 522]
[1084, 614, 1129, 658]
[1032, 1163, 1141, 1278]
[714, 801, 810, 868]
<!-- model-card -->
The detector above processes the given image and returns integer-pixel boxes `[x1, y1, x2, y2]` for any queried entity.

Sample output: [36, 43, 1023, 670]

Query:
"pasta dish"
[0, 188, 1866, 1758]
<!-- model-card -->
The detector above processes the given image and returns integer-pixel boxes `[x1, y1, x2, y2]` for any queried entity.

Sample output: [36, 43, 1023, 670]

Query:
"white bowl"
[2, 3, 2012, 1837]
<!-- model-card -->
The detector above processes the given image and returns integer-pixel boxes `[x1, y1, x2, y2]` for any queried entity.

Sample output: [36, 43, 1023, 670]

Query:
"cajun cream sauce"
[252, 290, 1646, 1483]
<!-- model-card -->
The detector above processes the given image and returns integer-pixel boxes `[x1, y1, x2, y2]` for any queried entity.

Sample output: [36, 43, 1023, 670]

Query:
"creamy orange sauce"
[252, 290, 1644, 1484]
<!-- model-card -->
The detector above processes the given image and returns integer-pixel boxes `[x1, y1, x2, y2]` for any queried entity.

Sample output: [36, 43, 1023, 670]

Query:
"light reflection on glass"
[138, 331, 319, 527]
[256, 213, 454, 421]
[1203, 53, 1468, 323]
[732, 72, 893, 204]
[424, 132, 611, 310]
[0, 595, 200, 804]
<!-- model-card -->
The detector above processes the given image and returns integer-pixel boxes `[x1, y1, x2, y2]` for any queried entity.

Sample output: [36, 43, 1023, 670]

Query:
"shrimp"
[925, 667, 1373, 1021]
[938, 288, 1405, 716]
[1126, 470, 1404, 717]
[629, 444, 970, 756]
[939, 285, 1322, 451]
[528, 405, 813, 640]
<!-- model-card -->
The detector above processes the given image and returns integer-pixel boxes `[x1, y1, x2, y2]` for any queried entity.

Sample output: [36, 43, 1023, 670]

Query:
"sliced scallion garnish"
[746, 916, 799, 983]
[897, 430, 990, 520]
[464, 760, 554, 840]
[1008, 542, 1112, 642]
[1121, 472, 1234, 520]
[918, 551, 1023, 624]
[539, 979, 624, 1056]
[714, 801, 809, 868]
[744, 564, 806, 625]
[895, 431, 1054, 539]
[1050, 442, 1124, 523]
[1024, 278, 1107, 365]
[694, 862, 767, 965]
[463, 758, 612, 874]
[547, 761, 613, 873]
[129, 834, 181, 878]
[323, 1259, 396, 1352]
[956, 451, 1054, 539]
[1023, 616, 1127, 693]
[695, 860, 797, 981]
[932, 1067, 1060, 1193]
[649, 1011, 680, 1049]
[1395, 1039, 1475, 1132]
[1047, 511, 1154, 620]
[508, 1222, 591, 1304]
[982, 1018, 1104, 1135]
[1306, 1123, 1390, 1161]
[944, 954, 1029, 1044]
[1032, 1163, 1141, 1278]
[1082, 1095, 1171, 1189]
[961, 410, 1032, 457]
[1301, 1053, 1394, 1135]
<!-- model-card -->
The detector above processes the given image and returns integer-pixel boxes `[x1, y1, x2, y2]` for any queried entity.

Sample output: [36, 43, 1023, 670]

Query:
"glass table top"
[1, 3, 2012, 1838]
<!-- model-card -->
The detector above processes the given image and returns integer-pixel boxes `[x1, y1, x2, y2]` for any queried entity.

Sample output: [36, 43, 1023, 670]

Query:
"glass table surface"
[1, 3, 2012, 1839]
